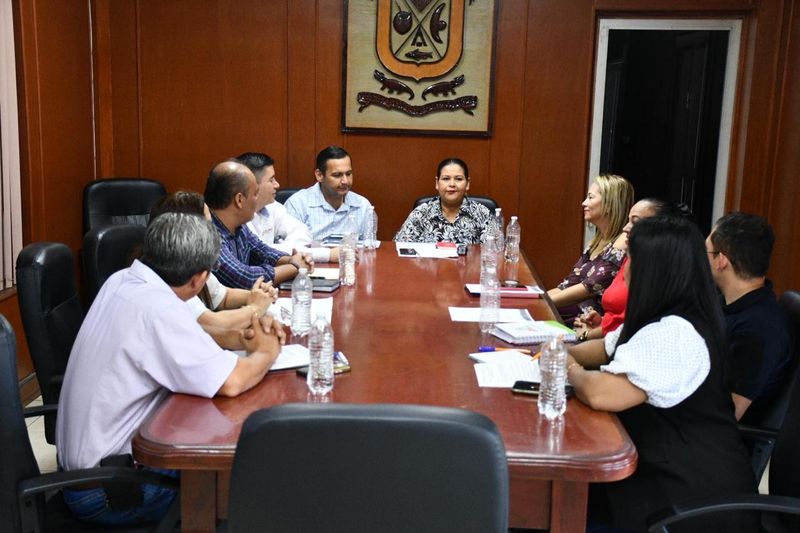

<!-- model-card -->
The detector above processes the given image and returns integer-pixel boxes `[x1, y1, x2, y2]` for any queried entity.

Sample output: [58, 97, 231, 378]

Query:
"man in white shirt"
[284, 145, 373, 241]
[56, 212, 284, 525]
[236, 151, 339, 263]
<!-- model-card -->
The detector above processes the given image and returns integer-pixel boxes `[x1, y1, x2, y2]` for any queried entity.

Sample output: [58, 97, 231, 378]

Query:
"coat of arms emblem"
[375, 0, 465, 81]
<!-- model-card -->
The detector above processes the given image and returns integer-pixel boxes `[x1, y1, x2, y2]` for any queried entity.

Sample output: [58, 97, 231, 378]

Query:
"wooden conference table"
[133, 244, 637, 532]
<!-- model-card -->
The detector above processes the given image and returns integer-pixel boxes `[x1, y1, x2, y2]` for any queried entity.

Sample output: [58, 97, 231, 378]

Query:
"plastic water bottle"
[307, 310, 334, 395]
[493, 208, 505, 254]
[291, 267, 312, 336]
[480, 234, 498, 286]
[479, 265, 500, 333]
[504, 216, 520, 263]
[339, 234, 356, 286]
[538, 336, 568, 419]
[504, 216, 520, 283]
[364, 206, 378, 249]
[371, 208, 379, 248]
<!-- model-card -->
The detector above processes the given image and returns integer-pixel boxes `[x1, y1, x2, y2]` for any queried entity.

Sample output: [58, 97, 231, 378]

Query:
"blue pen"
[477, 346, 532, 355]
[335, 351, 350, 365]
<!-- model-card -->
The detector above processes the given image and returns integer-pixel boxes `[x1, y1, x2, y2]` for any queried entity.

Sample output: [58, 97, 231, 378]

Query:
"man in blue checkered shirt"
[205, 161, 313, 289]
[285, 146, 373, 241]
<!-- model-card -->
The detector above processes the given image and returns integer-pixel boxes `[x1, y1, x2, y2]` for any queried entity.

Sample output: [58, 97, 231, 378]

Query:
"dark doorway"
[599, 30, 729, 234]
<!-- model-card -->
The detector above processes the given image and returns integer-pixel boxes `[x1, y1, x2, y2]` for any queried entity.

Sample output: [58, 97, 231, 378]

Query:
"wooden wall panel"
[14, 0, 94, 249]
[106, 0, 140, 176]
[13, 0, 96, 390]
[518, 0, 596, 288]
[488, 0, 529, 217]
[285, 0, 317, 187]
[132, 0, 290, 192]
[768, 0, 800, 293]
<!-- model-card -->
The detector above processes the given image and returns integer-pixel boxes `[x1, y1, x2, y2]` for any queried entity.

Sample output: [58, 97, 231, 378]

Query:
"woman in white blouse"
[567, 216, 756, 532]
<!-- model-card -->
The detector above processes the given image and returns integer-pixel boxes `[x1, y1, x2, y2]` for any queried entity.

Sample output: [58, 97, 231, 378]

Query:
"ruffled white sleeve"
[600, 316, 710, 408]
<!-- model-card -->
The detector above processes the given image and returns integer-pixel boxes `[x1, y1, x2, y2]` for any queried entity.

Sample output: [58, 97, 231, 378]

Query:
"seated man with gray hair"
[56, 212, 284, 525]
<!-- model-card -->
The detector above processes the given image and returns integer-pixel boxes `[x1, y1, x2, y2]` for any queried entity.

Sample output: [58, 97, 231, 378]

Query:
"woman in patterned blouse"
[547, 174, 634, 326]
[394, 158, 493, 244]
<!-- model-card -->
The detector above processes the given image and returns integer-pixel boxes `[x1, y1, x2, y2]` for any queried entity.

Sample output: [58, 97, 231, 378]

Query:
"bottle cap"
[298, 267, 308, 275]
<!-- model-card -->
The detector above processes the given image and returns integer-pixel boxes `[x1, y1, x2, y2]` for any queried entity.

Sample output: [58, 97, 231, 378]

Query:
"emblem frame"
[341, 0, 497, 137]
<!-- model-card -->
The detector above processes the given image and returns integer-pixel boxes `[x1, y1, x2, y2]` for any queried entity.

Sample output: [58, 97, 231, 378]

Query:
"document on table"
[269, 297, 333, 323]
[473, 359, 541, 387]
[234, 343, 309, 371]
[395, 242, 458, 259]
[448, 307, 533, 322]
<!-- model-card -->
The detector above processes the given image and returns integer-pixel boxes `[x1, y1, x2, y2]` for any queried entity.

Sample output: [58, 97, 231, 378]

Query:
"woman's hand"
[574, 309, 601, 329]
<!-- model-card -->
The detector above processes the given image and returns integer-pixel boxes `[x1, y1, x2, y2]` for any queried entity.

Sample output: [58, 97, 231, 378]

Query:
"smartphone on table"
[511, 380, 574, 397]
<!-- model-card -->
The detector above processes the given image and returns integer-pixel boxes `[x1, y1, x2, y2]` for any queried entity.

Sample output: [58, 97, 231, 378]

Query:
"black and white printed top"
[394, 197, 494, 244]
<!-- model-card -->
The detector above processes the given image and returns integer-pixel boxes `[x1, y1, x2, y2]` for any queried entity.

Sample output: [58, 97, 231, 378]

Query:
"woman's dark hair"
[639, 197, 692, 220]
[436, 157, 469, 179]
[149, 191, 205, 224]
[618, 216, 725, 361]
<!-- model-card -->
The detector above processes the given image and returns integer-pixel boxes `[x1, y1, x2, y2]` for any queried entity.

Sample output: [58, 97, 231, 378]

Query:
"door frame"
[586, 18, 742, 244]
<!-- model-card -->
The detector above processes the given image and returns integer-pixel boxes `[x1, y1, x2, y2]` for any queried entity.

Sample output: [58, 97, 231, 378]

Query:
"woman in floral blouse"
[548, 174, 633, 326]
[394, 158, 494, 244]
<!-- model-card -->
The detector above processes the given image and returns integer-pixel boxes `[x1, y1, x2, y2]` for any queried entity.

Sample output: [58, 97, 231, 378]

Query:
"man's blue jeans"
[62, 468, 178, 525]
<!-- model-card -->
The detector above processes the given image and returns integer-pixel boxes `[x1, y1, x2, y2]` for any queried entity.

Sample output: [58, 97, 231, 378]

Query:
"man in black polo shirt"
[706, 212, 793, 422]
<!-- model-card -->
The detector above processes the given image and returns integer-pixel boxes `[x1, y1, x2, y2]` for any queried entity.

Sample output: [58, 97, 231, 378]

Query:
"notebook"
[464, 283, 544, 299]
[491, 321, 577, 344]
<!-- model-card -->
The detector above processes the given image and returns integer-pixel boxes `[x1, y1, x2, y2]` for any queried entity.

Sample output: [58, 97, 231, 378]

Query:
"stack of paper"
[468, 349, 542, 388]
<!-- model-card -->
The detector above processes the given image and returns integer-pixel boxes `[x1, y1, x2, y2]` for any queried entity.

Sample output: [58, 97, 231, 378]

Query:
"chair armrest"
[738, 424, 779, 441]
[18, 467, 179, 533]
[23, 403, 59, 419]
[647, 494, 800, 532]
[18, 466, 179, 498]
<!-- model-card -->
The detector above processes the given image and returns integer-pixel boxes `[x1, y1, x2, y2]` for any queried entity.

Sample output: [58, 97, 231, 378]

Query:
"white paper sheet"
[234, 343, 310, 371]
[448, 307, 533, 323]
[473, 359, 542, 387]
[468, 350, 534, 364]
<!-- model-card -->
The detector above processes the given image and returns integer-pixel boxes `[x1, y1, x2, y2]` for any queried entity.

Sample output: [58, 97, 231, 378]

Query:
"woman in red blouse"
[574, 198, 691, 340]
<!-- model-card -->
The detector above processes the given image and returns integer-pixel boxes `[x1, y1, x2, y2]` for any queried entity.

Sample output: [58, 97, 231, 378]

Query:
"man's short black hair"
[316, 146, 350, 174]
[236, 152, 275, 181]
[710, 212, 775, 279]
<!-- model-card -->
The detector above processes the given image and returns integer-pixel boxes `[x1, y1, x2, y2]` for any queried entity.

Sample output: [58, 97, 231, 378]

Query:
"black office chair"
[738, 290, 800, 480]
[275, 187, 301, 204]
[16, 242, 84, 445]
[227, 403, 509, 533]
[83, 178, 166, 235]
[0, 313, 179, 533]
[647, 310, 800, 532]
[82, 225, 146, 306]
[412, 194, 499, 211]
